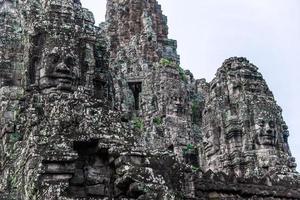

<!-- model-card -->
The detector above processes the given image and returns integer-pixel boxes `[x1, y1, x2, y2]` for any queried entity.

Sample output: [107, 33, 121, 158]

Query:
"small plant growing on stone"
[183, 143, 195, 154]
[133, 117, 144, 131]
[187, 143, 194, 150]
[10, 132, 22, 143]
[8, 174, 18, 189]
[191, 165, 200, 172]
[191, 100, 201, 123]
[159, 58, 173, 66]
[177, 66, 187, 82]
[159, 58, 187, 82]
[191, 101, 198, 114]
[153, 116, 162, 125]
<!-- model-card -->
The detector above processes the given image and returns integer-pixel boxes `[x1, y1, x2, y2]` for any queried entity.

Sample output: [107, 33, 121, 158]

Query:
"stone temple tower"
[0, 0, 299, 199]
[105, 0, 202, 161]
[202, 57, 296, 176]
[0, 0, 23, 87]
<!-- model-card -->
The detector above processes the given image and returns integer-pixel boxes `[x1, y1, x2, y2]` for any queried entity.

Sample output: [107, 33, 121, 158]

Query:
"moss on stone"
[159, 58, 173, 66]
[177, 66, 187, 82]
[9, 132, 22, 143]
[133, 117, 144, 131]
[183, 143, 195, 155]
[153, 116, 162, 125]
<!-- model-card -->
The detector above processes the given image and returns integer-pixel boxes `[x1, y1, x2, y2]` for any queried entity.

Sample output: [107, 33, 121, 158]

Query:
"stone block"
[86, 184, 107, 196]
[69, 169, 84, 185]
[44, 162, 76, 174]
[85, 166, 111, 184]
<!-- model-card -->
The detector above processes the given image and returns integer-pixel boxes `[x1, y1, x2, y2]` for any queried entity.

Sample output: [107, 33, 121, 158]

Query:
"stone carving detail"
[0, 0, 299, 200]
[68, 141, 114, 198]
[38, 42, 80, 92]
[203, 128, 220, 158]
[21, 0, 110, 97]
[202, 57, 297, 177]
[0, 0, 23, 87]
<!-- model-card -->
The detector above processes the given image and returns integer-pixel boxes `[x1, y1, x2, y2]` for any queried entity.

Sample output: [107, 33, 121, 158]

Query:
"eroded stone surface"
[0, 0, 299, 200]
[202, 57, 297, 177]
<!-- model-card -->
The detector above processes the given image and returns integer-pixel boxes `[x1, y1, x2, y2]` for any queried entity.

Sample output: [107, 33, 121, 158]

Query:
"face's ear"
[251, 140, 256, 150]
[254, 133, 259, 145]
[274, 131, 279, 147]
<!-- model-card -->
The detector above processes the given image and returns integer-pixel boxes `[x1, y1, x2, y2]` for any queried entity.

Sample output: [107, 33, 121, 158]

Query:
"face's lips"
[53, 66, 77, 79]
[258, 130, 275, 145]
[205, 146, 212, 152]
[52, 73, 75, 81]
[260, 131, 274, 137]
[204, 143, 213, 151]
[261, 134, 274, 137]
[57, 78, 72, 84]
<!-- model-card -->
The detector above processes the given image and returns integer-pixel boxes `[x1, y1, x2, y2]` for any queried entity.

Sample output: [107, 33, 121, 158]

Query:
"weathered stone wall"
[0, 0, 299, 200]
[104, 0, 201, 164]
[0, 0, 23, 87]
[201, 57, 297, 177]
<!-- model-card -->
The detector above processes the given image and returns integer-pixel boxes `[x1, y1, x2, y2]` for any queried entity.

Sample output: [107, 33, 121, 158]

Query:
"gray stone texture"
[0, 0, 299, 199]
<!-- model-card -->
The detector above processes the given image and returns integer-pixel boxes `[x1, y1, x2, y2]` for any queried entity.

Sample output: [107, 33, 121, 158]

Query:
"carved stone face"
[256, 119, 276, 146]
[39, 46, 79, 91]
[282, 124, 289, 143]
[203, 129, 220, 157]
[225, 117, 242, 140]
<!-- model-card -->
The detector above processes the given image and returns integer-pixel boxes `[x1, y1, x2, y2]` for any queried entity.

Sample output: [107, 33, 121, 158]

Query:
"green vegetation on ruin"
[133, 117, 144, 131]
[10, 132, 22, 143]
[153, 116, 162, 125]
[159, 58, 187, 82]
[183, 143, 195, 155]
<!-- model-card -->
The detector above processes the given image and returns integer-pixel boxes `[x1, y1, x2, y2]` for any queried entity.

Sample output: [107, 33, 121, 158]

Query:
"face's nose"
[55, 62, 71, 74]
[267, 121, 275, 129]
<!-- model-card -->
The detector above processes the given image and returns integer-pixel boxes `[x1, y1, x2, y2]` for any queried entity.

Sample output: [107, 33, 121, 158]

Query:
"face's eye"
[206, 132, 211, 138]
[259, 120, 265, 127]
[282, 125, 288, 130]
[269, 121, 275, 128]
[49, 54, 60, 64]
[65, 57, 75, 66]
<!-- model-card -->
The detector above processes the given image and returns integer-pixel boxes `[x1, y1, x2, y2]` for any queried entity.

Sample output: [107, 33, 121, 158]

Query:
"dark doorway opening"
[28, 57, 38, 85]
[66, 140, 115, 198]
[93, 79, 106, 99]
[128, 82, 142, 110]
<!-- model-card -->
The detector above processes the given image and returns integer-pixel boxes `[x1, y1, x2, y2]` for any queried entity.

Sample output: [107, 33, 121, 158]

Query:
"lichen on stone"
[0, 0, 299, 200]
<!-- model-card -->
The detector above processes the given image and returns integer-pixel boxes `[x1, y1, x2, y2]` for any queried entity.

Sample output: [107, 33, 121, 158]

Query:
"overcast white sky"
[82, 0, 300, 170]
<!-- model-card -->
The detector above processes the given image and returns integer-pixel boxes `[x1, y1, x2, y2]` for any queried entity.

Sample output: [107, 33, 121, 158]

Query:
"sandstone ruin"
[0, 0, 299, 199]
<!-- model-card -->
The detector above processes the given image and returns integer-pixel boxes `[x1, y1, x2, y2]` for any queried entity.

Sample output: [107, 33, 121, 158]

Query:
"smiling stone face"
[253, 104, 281, 149]
[201, 58, 297, 175]
[203, 129, 220, 157]
[256, 118, 276, 146]
[39, 45, 80, 92]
